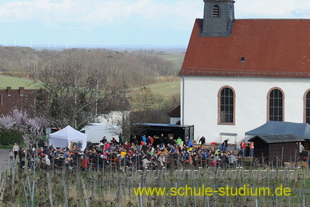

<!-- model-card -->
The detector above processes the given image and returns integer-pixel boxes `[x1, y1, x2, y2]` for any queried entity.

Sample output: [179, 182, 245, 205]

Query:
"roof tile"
[179, 19, 310, 77]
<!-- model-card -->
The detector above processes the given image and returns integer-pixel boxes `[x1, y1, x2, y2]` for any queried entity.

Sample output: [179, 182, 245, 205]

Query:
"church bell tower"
[201, 0, 235, 37]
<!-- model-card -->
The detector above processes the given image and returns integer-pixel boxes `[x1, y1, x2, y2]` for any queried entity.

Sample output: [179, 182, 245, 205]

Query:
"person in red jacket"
[240, 140, 247, 157]
[81, 156, 90, 171]
[249, 141, 254, 158]
[149, 136, 154, 146]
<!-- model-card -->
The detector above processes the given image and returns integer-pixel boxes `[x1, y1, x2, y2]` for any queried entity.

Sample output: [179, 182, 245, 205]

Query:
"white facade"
[95, 111, 130, 125]
[180, 75, 310, 144]
[81, 123, 121, 143]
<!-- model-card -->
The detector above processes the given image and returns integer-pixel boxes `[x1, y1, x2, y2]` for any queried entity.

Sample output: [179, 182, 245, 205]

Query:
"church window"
[218, 86, 235, 124]
[212, 5, 220, 18]
[304, 90, 310, 123]
[268, 88, 284, 121]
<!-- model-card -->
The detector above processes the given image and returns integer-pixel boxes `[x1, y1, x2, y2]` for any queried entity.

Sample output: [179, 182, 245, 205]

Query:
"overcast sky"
[0, 0, 309, 48]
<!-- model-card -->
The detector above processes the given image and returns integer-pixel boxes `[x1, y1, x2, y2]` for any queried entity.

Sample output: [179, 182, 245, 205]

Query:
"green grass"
[148, 80, 180, 97]
[0, 75, 40, 89]
[129, 80, 180, 110]
[130, 80, 180, 98]
[0, 144, 14, 149]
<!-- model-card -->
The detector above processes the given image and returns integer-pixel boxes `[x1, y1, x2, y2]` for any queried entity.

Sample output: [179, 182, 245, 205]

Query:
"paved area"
[0, 149, 10, 172]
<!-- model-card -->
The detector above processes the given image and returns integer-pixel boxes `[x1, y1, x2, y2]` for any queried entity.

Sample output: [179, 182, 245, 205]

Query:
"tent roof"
[245, 121, 310, 140]
[249, 134, 305, 144]
[50, 125, 87, 140]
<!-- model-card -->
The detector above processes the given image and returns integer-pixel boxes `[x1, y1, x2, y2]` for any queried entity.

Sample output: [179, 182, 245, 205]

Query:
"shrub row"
[0, 129, 23, 145]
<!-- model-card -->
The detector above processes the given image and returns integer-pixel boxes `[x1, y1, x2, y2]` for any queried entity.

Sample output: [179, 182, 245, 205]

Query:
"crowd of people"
[11, 135, 250, 171]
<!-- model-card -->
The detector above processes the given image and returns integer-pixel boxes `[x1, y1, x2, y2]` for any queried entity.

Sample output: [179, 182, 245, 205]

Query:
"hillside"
[0, 47, 181, 88]
[0, 47, 184, 93]
[153, 52, 185, 68]
[0, 47, 183, 128]
[147, 80, 180, 97]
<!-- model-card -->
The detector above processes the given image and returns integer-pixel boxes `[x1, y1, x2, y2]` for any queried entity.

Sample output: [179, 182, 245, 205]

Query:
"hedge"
[0, 129, 23, 145]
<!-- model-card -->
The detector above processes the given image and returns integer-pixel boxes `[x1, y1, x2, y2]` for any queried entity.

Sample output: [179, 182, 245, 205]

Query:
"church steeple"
[201, 0, 235, 37]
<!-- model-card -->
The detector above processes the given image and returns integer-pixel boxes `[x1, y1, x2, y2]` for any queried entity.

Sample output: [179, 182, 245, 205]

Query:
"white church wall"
[181, 76, 308, 144]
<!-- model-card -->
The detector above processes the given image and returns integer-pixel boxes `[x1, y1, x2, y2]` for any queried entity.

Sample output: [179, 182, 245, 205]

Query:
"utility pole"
[74, 75, 77, 128]
[95, 80, 99, 118]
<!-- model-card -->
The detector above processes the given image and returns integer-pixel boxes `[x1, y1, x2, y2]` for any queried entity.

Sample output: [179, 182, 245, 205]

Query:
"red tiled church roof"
[179, 19, 310, 77]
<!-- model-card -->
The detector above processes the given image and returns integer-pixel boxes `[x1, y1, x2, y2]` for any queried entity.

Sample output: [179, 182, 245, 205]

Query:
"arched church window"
[218, 86, 235, 124]
[304, 90, 310, 123]
[268, 88, 284, 121]
[212, 5, 220, 18]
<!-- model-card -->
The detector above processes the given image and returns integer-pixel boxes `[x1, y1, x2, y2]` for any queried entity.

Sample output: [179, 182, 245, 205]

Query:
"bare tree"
[0, 47, 179, 130]
[31, 51, 131, 129]
[130, 86, 180, 124]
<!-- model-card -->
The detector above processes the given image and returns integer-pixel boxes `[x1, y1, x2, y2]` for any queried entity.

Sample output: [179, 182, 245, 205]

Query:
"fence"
[0, 157, 309, 207]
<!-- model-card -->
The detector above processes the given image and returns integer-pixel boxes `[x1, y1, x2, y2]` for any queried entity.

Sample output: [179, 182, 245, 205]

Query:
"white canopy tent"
[49, 125, 87, 151]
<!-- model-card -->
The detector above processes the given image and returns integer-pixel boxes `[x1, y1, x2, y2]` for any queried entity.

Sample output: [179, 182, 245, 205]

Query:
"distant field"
[149, 52, 183, 97]
[130, 51, 183, 98]
[153, 52, 185, 68]
[130, 80, 180, 97]
[148, 80, 180, 97]
[130, 80, 180, 109]
[0, 74, 180, 97]
[0, 75, 39, 89]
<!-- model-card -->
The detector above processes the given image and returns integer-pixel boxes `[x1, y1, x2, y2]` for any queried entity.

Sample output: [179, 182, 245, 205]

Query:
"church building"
[179, 0, 310, 144]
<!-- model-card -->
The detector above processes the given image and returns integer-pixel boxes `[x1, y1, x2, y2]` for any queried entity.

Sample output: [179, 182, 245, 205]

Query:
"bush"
[0, 129, 23, 145]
